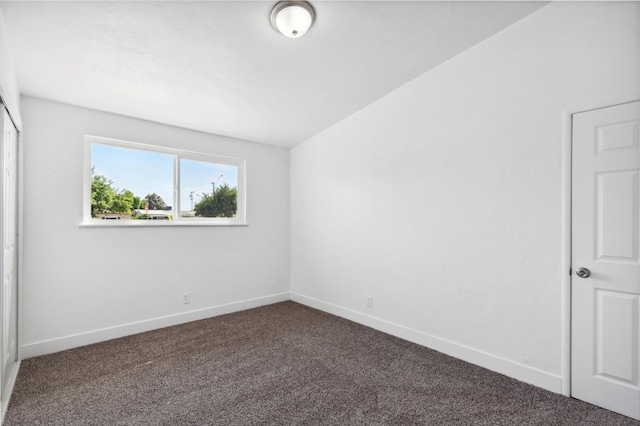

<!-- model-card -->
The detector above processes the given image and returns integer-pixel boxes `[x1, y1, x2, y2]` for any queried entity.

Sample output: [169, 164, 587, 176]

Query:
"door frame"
[561, 96, 640, 398]
[0, 98, 22, 424]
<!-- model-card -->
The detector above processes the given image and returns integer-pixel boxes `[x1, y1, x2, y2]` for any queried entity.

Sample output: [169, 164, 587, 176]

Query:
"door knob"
[576, 267, 591, 278]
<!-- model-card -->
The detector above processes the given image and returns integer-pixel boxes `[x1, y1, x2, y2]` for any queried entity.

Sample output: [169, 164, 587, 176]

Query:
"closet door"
[1, 106, 18, 401]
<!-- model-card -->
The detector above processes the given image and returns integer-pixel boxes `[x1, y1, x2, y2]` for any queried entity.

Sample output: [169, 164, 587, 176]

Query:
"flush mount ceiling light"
[270, 1, 315, 39]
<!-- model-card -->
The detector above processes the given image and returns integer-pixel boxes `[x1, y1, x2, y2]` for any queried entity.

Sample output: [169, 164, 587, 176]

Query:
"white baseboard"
[290, 292, 562, 394]
[1, 359, 20, 425]
[21, 292, 290, 359]
[19, 291, 563, 395]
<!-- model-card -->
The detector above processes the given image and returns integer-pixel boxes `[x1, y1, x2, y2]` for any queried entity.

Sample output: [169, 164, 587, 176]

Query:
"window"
[83, 135, 246, 226]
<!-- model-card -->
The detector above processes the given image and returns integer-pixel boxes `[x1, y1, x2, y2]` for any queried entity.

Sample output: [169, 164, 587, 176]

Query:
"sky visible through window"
[92, 144, 238, 211]
[180, 158, 238, 211]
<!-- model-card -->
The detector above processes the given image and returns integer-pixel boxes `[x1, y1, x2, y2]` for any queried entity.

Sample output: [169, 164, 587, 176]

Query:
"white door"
[572, 101, 640, 419]
[0, 107, 18, 400]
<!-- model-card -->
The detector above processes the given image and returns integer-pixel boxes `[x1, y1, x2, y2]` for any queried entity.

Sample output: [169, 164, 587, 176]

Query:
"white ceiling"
[0, 1, 546, 148]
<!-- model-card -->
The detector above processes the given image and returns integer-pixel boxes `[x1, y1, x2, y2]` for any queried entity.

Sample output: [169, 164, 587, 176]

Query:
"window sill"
[79, 221, 248, 228]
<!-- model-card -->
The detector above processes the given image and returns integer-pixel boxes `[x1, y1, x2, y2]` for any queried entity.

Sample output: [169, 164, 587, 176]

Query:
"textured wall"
[290, 1, 639, 392]
[0, 9, 20, 127]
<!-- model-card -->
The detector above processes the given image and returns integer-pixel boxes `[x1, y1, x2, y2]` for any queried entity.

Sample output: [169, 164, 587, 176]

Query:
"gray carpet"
[4, 301, 638, 425]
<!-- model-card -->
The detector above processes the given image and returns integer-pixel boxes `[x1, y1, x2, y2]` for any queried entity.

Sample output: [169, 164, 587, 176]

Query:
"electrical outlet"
[182, 292, 191, 304]
[366, 296, 373, 308]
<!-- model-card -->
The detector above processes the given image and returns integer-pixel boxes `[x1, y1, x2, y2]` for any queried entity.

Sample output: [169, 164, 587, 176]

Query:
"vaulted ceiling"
[0, 1, 547, 147]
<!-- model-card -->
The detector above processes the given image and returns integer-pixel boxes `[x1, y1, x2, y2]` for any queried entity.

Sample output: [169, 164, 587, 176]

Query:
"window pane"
[91, 144, 173, 220]
[180, 158, 238, 218]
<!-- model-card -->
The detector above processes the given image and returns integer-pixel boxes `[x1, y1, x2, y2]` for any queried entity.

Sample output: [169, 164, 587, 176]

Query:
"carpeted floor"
[4, 301, 638, 425]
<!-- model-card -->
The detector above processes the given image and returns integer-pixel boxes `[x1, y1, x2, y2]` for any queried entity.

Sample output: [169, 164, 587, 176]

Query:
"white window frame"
[82, 135, 247, 227]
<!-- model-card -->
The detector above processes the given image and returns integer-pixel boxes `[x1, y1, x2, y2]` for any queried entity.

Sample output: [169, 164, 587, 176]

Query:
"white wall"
[0, 9, 20, 127]
[290, 1, 640, 393]
[21, 96, 290, 357]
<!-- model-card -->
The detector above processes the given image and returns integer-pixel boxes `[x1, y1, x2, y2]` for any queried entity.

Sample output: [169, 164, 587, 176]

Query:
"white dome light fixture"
[270, 1, 315, 39]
